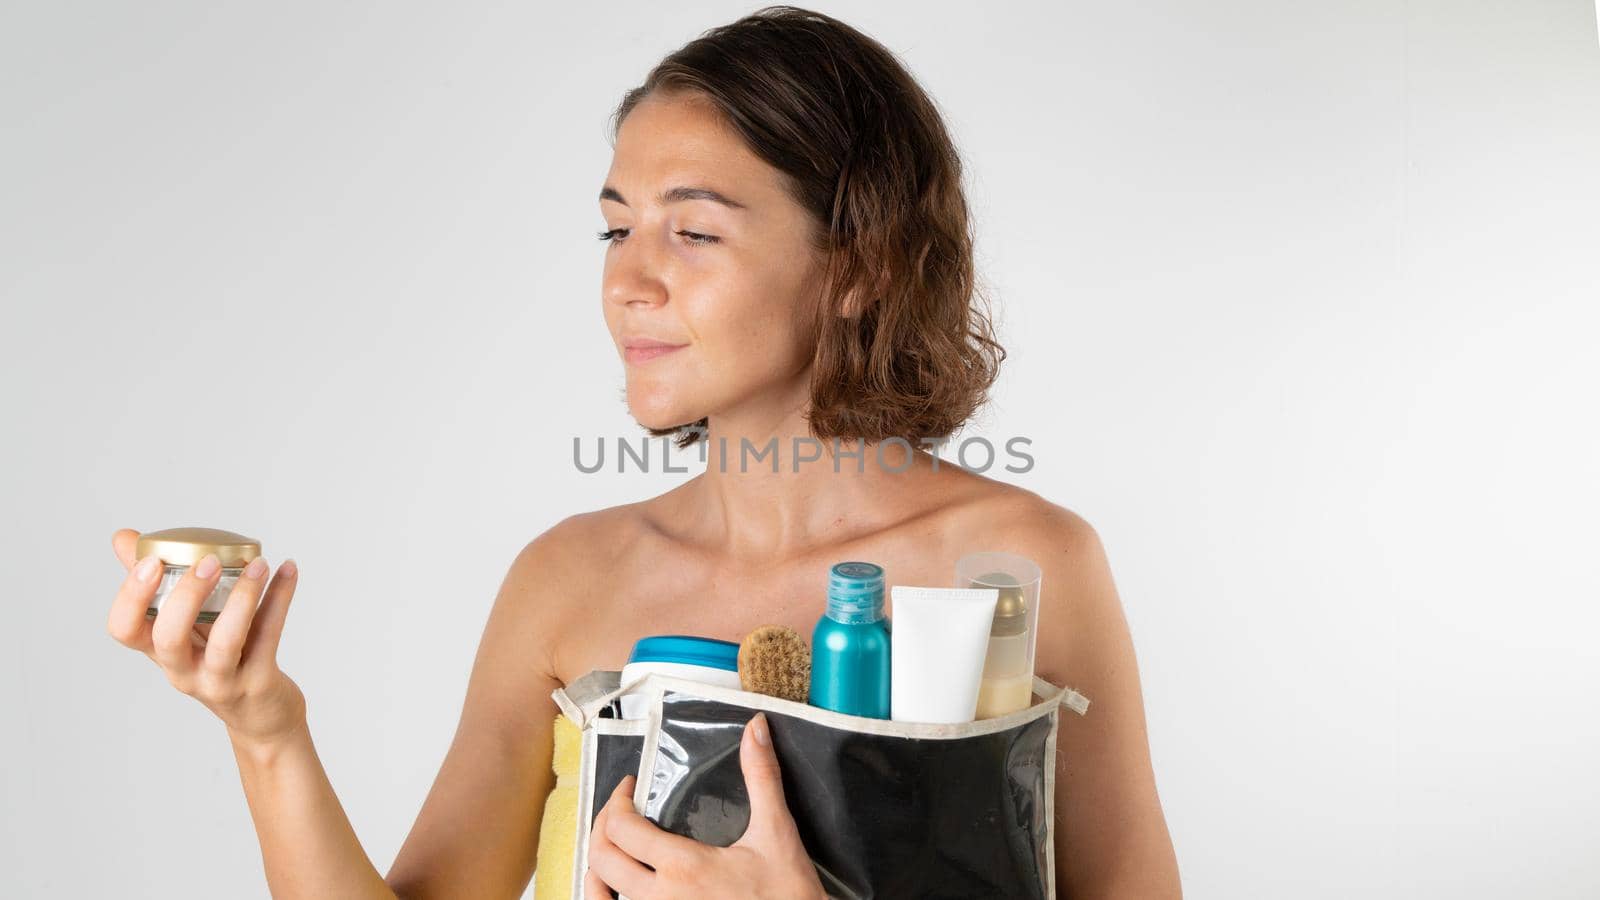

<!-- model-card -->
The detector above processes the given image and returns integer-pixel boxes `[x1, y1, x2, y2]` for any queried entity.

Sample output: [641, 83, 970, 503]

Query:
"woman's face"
[599, 91, 826, 433]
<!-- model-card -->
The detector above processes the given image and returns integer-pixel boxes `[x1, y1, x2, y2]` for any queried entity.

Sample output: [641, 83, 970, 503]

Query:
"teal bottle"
[809, 561, 891, 718]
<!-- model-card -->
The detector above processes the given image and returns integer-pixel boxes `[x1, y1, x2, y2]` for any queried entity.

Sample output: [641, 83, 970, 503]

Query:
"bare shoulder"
[494, 501, 658, 675]
[511, 503, 650, 579]
[938, 476, 1120, 685]
[991, 485, 1102, 554]
[943, 475, 1109, 576]
[995, 488, 1115, 613]
[503, 503, 652, 604]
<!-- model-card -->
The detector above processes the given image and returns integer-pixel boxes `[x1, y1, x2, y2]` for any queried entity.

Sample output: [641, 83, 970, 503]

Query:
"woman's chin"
[628, 402, 702, 433]
[624, 380, 701, 427]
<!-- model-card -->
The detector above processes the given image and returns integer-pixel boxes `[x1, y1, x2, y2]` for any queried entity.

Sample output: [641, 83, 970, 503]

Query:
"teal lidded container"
[809, 561, 891, 719]
[618, 635, 743, 720]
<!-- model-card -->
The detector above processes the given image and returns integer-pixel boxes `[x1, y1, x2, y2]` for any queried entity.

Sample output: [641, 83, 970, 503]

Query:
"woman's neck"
[683, 409, 938, 562]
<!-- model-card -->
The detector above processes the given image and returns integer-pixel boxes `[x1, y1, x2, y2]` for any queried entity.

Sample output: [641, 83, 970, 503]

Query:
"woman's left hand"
[585, 712, 826, 900]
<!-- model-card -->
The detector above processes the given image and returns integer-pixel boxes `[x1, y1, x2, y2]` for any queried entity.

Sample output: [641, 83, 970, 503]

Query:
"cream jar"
[137, 527, 263, 623]
[618, 635, 744, 720]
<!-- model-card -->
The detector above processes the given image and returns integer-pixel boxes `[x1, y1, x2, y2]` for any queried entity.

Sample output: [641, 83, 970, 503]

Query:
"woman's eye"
[594, 228, 720, 246]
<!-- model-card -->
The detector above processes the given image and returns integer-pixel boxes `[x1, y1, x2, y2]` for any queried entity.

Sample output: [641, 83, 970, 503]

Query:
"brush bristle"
[738, 625, 811, 704]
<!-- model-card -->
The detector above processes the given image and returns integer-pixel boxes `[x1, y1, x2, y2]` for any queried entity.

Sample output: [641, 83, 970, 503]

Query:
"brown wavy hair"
[608, 5, 1005, 449]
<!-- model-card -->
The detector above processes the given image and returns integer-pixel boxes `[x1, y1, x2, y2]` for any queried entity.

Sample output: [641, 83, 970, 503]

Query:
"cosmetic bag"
[551, 668, 1091, 900]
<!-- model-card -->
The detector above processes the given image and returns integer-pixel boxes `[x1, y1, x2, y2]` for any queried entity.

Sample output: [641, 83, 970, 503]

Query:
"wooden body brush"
[737, 625, 812, 703]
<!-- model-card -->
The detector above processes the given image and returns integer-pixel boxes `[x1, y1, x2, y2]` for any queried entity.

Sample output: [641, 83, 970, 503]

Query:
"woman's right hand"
[106, 528, 308, 749]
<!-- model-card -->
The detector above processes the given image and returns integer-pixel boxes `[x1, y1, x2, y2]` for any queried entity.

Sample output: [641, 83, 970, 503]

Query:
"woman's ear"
[816, 248, 872, 319]
[837, 286, 859, 318]
[836, 285, 868, 319]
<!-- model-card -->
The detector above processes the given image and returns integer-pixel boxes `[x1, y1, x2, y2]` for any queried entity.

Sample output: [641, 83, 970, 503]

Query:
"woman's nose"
[602, 241, 669, 309]
[604, 279, 667, 308]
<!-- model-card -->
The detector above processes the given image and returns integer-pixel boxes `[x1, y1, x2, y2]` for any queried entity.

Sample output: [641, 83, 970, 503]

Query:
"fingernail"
[280, 558, 298, 578]
[134, 555, 161, 583]
[243, 557, 267, 579]
[751, 713, 770, 747]
[194, 554, 219, 579]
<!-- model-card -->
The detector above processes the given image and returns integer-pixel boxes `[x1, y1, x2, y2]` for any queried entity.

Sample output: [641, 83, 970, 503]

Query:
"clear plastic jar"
[136, 527, 263, 624]
[957, 551, 1043, 719]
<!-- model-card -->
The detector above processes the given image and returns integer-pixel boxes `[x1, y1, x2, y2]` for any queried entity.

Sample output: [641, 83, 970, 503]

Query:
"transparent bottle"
[958, 552, 1043, 719]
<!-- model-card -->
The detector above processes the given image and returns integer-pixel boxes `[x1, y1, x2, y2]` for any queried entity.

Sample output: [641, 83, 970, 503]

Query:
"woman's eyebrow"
[599, 184, 748, 211]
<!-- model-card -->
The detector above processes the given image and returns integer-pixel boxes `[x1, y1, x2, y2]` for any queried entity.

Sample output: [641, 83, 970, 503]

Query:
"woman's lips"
[623, 343, 687, 364]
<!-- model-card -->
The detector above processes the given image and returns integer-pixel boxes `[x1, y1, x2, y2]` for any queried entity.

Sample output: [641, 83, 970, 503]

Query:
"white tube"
[889, 585, 1000, 724]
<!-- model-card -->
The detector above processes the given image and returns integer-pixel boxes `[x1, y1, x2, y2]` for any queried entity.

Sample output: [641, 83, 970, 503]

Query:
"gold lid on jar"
[135, 527, 262, 568]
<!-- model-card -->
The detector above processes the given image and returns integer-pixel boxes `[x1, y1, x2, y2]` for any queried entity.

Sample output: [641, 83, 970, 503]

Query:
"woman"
[106, 6, 1180, 898]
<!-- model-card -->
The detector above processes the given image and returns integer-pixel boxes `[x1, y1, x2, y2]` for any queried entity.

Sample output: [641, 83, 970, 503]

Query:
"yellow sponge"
[533, 714, 583, 899]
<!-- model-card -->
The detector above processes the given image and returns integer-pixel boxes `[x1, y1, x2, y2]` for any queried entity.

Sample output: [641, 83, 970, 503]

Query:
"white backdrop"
[3, 2, 1597, 897]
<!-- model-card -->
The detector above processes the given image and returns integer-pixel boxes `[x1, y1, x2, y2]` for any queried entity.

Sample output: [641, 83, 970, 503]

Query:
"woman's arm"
[382, 533, 570, 898]
[1013, 505, 1182, 899]
[108, 526, 567, 899]
[107, 532, 396, 899]
[228, 718, 396, 898]
[227, 533, 565, 898]
[233, 533, 565, 899]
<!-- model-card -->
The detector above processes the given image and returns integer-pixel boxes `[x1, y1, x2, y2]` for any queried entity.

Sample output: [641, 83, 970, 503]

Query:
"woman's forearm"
[228, 718, 396, 899]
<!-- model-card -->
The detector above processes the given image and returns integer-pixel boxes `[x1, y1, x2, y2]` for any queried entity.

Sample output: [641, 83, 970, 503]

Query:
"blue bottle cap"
[826, 560, 885, 624]
[625, 635, 741, 672]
